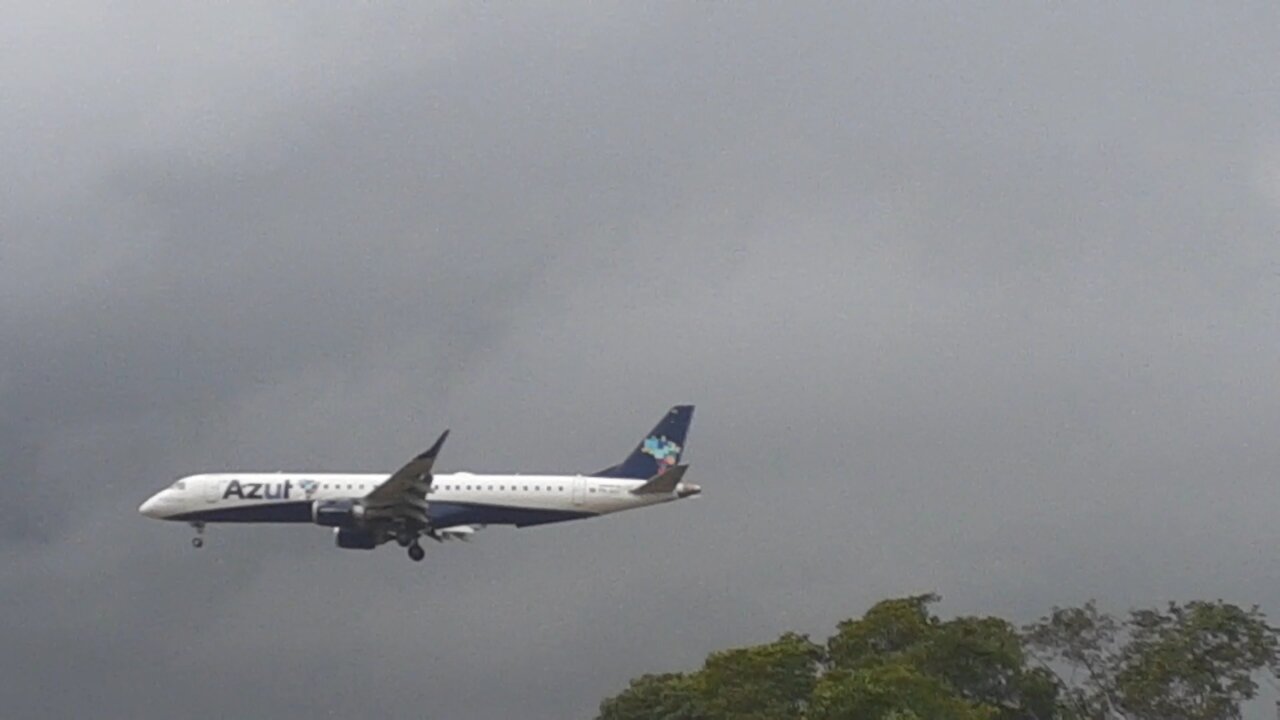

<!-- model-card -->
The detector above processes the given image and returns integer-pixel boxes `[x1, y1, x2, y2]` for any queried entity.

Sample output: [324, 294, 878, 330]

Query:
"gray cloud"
[4, 4, 1280, 718]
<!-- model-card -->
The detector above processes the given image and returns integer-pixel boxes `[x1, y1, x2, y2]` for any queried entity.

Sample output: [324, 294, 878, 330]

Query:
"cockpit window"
[171, 480, 186, 490]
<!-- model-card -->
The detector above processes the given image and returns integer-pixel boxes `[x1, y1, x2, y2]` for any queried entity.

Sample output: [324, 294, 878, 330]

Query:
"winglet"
[630, 464, 689, 495]
[418, 429, 450, 461]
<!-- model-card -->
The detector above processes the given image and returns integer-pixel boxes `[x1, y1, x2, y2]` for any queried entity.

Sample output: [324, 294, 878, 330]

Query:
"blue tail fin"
[593, 405, 694, 479]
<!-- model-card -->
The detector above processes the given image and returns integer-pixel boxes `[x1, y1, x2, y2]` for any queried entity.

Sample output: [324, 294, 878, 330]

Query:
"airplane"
[139, 405, 699, 561]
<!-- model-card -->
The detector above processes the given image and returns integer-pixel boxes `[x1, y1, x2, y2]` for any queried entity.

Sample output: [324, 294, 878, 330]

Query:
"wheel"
[396, 534, 413, 548]
[408, 543, 425, 562]
[192, 537, 204, 549]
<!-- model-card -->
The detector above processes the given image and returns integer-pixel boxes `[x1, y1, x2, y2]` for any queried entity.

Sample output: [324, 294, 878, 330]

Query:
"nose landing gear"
[407, 542, 425, 562]
[190, 522, 206, 549]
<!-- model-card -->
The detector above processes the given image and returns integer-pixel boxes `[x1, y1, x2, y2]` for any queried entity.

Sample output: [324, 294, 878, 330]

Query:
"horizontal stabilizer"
[630, 464, 689, 495]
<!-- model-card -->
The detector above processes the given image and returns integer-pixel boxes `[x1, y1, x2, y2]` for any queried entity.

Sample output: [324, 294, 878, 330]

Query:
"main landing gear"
[190, 522, 206, 549]
[407, 542, 425, 562]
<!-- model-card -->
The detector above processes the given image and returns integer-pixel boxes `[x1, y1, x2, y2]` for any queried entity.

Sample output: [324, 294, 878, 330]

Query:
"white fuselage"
[140, 404, 699, 554]
[139, 471, 699, 529]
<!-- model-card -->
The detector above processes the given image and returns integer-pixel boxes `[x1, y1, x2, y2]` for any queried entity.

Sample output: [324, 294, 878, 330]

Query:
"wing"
[362, 430, 449, 527]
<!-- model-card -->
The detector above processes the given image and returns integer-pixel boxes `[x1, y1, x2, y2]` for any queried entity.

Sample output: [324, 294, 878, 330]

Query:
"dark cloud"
[4, 4, 1280, 718]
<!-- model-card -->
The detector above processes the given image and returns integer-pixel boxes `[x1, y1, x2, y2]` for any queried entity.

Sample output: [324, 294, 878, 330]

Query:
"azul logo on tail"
[642, 436, 682, 473]
[593, 405, 694, 479]
[223, 480, 292, 500]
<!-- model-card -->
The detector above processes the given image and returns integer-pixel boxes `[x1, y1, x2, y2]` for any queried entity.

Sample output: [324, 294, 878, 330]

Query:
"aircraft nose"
[139, 494, 163, 518]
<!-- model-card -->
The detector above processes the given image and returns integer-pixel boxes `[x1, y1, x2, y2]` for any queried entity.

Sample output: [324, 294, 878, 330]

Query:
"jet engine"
[334, 527, 377, 550]
[312, 499, 365, 528]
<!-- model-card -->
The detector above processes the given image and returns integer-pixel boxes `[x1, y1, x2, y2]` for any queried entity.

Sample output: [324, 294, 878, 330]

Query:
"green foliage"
[698, 632, 825, 720]
[808, 663, 995, 720]
[1023, 600, 1120, 718]
[1026, 599, 1280, 720]
[828, 594, 1058, 719]
[1117, 601, 1279, 719]
[917, 616, 1059, 720]
[597, 596, 1280, 720]
[828, 594, 940, 670]
[596, 673, 703, 720]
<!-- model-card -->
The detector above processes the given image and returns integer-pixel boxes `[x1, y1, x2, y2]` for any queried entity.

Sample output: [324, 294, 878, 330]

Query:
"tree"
[808, 663, 995, 720]
[596, 596, 1280, 720]
[917, 615, 1060, 719]
[697, 632, 825, 720]
[597, 673, 703, 720]
[828, 594, 940, 670]
[595, 633, 824, 720]
[1025, 599, 1280, 719]
[828, 594, 1060, 719]
[1021, 600, 1119, 719]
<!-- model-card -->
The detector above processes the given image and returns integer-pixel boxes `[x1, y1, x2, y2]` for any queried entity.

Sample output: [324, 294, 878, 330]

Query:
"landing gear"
[190, 522, 206, 549]
[407, 542, 425, 562]
[396, 531, 414, 548]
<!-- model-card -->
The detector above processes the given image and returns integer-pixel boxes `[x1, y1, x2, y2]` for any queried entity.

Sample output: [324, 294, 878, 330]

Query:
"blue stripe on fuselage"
[426, 501, 596, 528]
[171, 501, 314, 523]
[170, 500, 596, 527]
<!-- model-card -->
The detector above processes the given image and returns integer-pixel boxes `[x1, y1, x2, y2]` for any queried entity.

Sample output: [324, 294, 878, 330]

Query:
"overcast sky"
[4, 4, 1280, 718]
